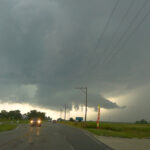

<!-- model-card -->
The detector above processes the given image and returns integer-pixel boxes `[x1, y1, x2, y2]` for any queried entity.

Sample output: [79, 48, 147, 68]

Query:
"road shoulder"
[95, 135, 150, 150]
[61, 123, 114, 150]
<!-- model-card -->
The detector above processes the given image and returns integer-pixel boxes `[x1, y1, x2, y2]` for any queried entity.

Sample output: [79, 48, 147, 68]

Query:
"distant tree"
[47, 116, 52, 121]
[0, 110, 47, 120]
[0, 110, 22, 120]
[69, 117, 74, 122]
[8, 110, 22, 120]
[22, 114, 28, 119]
[136, 119, 148, 124]
[57, 118, 63, 121]
[27, 110, 46, 120]
[0, 110, 8, 119]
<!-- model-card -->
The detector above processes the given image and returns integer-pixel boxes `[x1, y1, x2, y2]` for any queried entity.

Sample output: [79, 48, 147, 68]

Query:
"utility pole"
[75, 87, 88, 123]
[64, 104, 67, 120]
[60, 107, 62, 118]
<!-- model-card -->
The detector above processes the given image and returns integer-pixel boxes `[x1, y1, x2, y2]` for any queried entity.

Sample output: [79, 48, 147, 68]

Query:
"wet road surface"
[0, 123, 112, 150]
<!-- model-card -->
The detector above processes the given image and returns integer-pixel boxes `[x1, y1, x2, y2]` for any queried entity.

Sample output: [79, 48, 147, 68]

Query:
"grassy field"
[0, 119, 48, 132]
[0, 119, 29, 132]
[61, 121, 150, 138]
[0, 123, 17, 132]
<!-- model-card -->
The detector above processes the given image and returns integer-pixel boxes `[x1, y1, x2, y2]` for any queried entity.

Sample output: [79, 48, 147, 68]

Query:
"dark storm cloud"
[0, 0, 150, 113]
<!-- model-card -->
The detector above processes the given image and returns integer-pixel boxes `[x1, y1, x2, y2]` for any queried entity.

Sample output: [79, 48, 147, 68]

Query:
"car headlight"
[37, 120, 41, 124]
[30, 120, 33, 124]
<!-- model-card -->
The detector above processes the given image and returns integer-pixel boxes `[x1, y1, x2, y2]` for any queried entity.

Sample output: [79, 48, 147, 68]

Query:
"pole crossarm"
[75, 87, 87, 94]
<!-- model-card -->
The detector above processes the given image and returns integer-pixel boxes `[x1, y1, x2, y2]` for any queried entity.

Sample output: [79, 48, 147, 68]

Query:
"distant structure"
[22, 114, 27, 119]
[76, 117, 83, 122]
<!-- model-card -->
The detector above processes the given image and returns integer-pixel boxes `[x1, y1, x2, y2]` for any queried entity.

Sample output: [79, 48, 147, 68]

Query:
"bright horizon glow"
[0, 101, 59, 119]
[0, 101, 108, 121]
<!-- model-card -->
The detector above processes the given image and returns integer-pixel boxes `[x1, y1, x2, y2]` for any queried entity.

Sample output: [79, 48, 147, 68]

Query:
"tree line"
[0, 110, 51, 120]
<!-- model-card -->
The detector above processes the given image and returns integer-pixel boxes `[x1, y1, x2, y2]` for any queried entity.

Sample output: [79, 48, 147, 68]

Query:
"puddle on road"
[36, 127, 40, 136]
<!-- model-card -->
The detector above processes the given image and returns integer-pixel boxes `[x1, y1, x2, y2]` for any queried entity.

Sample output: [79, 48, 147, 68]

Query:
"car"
[30, 118, 42, 127]
[52, 120, 57, 123]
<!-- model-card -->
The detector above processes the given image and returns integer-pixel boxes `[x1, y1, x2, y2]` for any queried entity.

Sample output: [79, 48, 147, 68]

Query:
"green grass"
[0, 119, 29, 124]
[0, 119, 48, 132]
[18, 120, 29, 124]
[0, 119, 30, 132]
[0, 124, 17, 132]
[60, 121, 150, 138]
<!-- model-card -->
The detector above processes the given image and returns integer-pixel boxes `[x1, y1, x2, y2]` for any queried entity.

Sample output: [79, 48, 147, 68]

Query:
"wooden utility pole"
[84, 87, 87, 122]
[64, 104, 67, 120]
[75, 87, 88, 123]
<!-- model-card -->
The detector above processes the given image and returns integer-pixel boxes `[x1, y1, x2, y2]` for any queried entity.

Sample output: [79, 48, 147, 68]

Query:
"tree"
[57, 118, 64, 121]
[46, 116, 52, 121]
[8, 110, 22, 120]
[27, 110, 46, 120]
[136, 119, 148, 124]
[0, 110, 8, 119]
[0, 110, 22, 120]
[0, 109, 46, 120]
[69, 117, 74, 122]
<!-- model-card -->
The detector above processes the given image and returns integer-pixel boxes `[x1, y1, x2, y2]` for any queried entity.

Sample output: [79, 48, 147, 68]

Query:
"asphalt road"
[0, 123, 112, 150]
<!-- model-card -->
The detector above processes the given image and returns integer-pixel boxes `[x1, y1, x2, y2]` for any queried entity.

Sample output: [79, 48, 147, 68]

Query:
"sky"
[0, 0, 150, 122]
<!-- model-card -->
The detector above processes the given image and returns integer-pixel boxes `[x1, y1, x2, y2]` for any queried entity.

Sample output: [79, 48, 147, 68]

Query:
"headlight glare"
[37, 120, 41, 124]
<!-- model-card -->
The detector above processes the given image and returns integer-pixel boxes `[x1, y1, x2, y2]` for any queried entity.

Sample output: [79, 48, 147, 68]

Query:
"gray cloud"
[0, 0, 150, 117]
[103, 85, 150, 122]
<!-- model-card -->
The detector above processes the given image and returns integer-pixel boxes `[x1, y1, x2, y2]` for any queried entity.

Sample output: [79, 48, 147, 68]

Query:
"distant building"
[76, 117, 83, 122]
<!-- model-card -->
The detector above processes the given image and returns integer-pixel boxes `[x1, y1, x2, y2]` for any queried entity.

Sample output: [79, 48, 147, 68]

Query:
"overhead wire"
[82, 0, 149, 83]
[101, 0, 149, 65]
[98, 0, 136, 66]
[89, 0, 136, 72]
[83, 0, 134, 80]
[82, 0, 120, 80]
[79, 0, 150, 83]
[105, 6, 150, 65]
[94, 0, 120, 51]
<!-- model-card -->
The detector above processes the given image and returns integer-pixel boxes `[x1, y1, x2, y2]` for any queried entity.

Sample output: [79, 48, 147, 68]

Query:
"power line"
[80, 0, 120, 79]
[99, 0, 136, 65]
[89, 0, 136, 71]
[79, 0, 149, 82]
[102, 0, 149, 65]
[86, 0, 120, 66]
[106, 7, 150, 65]
[95, 0, 120, 50]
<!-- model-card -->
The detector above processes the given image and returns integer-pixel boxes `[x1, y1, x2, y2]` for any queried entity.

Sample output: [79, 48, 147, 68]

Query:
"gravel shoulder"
[95, 136, 150, 150]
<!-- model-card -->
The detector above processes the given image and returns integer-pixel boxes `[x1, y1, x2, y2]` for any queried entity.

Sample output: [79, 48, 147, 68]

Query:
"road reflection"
[30, 127, 33, 133]
[27, 126, 41, 144]
[36, 127, 40, 136]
